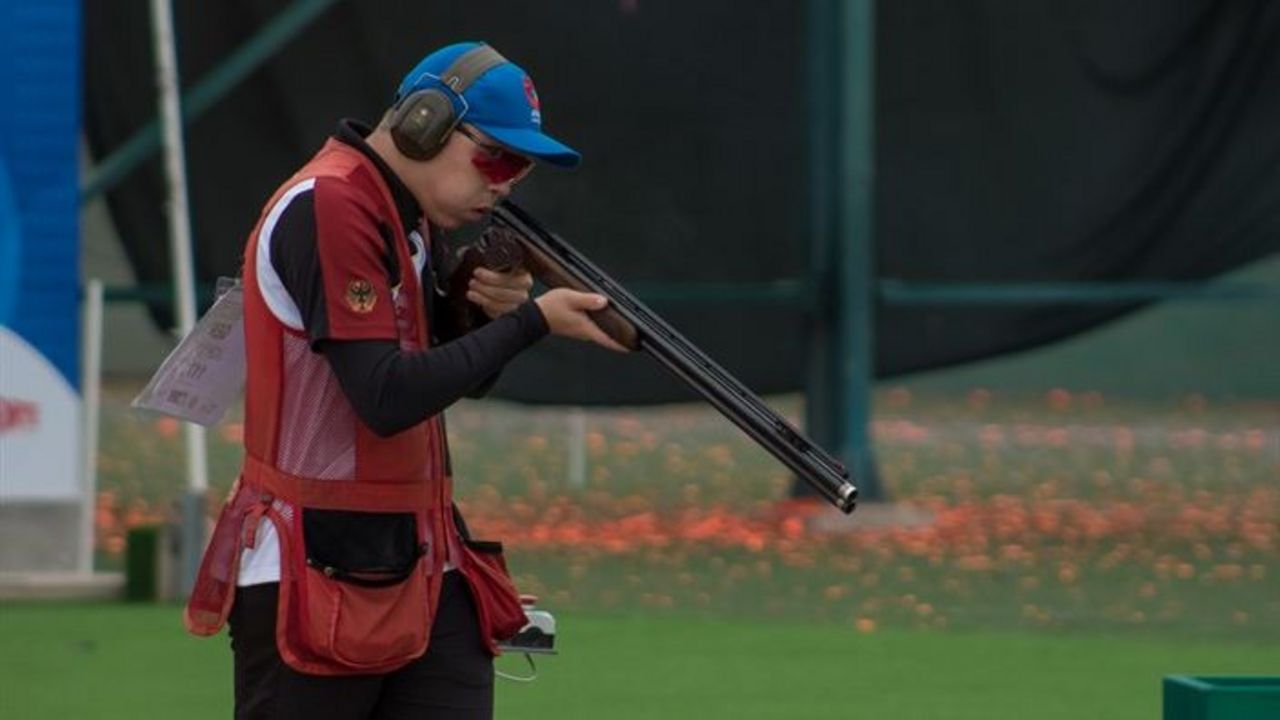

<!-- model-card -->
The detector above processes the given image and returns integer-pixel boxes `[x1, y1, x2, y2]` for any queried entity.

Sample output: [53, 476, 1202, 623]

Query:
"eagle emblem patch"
[345, 278, 377, 314]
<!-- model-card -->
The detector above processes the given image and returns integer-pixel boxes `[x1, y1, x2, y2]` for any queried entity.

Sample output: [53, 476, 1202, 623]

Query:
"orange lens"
[471, 148, 532, 184]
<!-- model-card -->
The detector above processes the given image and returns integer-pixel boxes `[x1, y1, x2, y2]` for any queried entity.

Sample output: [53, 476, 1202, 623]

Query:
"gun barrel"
[491, 202, 858, 515]
[644, 337, 857, 512]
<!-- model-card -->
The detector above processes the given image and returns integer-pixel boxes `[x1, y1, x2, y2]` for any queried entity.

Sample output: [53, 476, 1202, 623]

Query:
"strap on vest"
[242, 454, 435, 513]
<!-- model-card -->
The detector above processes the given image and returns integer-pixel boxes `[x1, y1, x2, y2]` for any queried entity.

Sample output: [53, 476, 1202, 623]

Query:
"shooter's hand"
[467, 267, 534, 319]
[534, 288, 629, 353]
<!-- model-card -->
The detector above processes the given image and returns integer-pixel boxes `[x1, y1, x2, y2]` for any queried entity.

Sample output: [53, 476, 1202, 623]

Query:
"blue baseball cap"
[396, 42, 581, 168]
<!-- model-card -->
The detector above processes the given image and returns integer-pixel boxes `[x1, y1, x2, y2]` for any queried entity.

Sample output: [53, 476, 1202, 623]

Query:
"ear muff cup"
[389, 90, 458, 161]
[387, 44, 508, 162]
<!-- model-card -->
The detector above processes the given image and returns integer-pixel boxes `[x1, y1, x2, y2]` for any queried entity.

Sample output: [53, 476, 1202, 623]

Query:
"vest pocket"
[459, 539, 528, 654]
[296, 509, 432, 671]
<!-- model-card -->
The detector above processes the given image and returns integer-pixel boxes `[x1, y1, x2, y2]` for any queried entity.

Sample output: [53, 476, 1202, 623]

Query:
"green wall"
[897, 255, 1280, 401]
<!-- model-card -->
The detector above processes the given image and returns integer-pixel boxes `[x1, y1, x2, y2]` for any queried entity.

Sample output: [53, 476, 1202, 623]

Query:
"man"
[184, 41, 621, 719]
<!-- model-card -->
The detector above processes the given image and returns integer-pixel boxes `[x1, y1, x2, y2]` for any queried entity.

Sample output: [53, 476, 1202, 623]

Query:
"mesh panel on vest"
[277, 333, 357, 479]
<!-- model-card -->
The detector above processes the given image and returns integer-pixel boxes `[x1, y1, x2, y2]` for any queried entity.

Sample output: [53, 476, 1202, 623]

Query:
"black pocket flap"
[464, 539, 504, 555]
[303, 509, 424, 586]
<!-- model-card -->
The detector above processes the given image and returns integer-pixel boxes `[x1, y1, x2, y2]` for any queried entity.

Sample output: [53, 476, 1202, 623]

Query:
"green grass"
[2, 602, 1276, 719]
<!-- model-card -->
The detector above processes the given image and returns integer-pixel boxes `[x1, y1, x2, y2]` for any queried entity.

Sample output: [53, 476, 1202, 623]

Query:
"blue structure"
[0, 1, 81, 383]
[0, 0, 82, 515]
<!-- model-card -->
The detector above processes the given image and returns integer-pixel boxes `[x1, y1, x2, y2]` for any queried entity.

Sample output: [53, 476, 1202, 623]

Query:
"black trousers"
[229, 571, 494, 720]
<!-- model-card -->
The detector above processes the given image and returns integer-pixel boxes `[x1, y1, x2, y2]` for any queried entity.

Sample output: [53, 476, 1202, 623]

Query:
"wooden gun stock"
[456, 225, 641, 351]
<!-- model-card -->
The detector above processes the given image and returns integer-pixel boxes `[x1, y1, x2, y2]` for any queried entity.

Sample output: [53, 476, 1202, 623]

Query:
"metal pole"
[79, 279, 105, 575]
[83, 0, 342, 203]
[149, 0, 209, 595]
[804, 0, 839, 475]
[836, 0, 880, 500]
[567, 408, 587, 490]
[878, 279, 1280, 305]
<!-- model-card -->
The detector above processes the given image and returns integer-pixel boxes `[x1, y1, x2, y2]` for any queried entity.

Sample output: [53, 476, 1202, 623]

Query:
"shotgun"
[452, 201, 857, 514]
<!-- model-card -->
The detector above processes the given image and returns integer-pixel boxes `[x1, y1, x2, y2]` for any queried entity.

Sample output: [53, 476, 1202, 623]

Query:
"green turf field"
[1, 601, 1276, 719]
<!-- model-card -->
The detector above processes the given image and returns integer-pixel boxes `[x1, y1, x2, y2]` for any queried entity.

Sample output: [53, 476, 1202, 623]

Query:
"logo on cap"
[523, 75, 542, 126]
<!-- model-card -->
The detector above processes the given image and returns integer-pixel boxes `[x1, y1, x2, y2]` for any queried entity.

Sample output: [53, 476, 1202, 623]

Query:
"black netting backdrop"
[85, 0, 1280, 404]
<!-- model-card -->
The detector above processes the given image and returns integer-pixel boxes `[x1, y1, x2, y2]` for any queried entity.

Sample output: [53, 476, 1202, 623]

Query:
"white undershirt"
[237, 518, 283, 586]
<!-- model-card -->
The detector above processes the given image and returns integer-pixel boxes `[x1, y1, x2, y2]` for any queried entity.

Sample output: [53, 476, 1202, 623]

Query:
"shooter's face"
[414, 127, 524, 228]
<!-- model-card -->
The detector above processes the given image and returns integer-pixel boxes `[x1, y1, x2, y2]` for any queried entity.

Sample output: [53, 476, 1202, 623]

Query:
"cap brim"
[475, 125, 581, 168]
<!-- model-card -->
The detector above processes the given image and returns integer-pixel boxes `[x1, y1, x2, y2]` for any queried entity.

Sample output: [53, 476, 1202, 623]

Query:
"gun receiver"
[460, 201, 857, 514]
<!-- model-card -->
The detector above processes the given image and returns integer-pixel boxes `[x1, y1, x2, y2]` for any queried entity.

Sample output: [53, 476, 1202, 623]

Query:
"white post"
[79, 279, 104, 575]
[149, 0, 208, 595]
[567, 408, 587, 489]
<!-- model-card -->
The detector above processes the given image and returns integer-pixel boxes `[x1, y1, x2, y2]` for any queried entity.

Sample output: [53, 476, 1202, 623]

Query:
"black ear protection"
[388, 44, 508, 161]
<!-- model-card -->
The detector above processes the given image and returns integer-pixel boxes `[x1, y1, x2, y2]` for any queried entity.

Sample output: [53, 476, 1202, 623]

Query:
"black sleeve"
[319, 301, 549, 437]
[427, 282, 504, 398]
[465, 369, 503, 399]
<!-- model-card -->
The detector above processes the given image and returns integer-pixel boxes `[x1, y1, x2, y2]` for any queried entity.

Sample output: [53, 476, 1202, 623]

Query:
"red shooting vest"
[185, 139, 525, 675]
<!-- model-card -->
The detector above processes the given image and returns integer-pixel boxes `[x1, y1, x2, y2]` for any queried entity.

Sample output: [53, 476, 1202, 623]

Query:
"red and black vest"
[185, 139, 524, 675]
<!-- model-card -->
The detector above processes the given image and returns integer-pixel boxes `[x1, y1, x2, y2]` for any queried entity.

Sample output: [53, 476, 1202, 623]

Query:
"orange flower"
[966, 387, 992, 411]
[1046, 388, 1071, 411]
[1210, 564, 1244, 582]
[218, 422, 244, 444]
[154, 417, 180, 439]
[884, 386, 912, 410]
[958, 555, 993, 572]
[1057, 563, 1079, 584]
